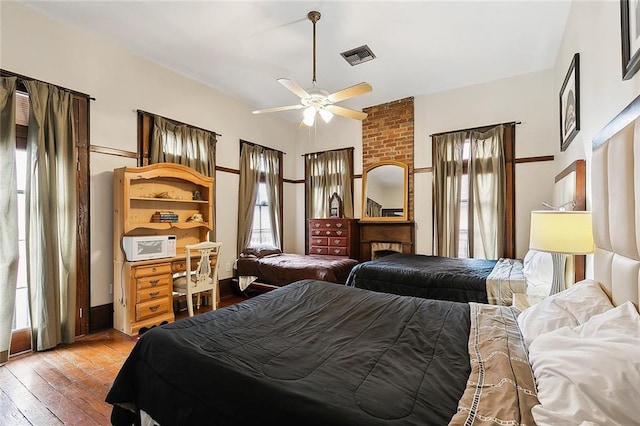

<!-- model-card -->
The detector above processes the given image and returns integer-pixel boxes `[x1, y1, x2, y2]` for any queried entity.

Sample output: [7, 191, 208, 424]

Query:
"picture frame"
[621, 0, 640, 80]
[559, 53, 580, 152]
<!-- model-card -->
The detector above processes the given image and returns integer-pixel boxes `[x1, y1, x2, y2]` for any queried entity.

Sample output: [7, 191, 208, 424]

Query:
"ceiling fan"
[252, 11, 373, 127]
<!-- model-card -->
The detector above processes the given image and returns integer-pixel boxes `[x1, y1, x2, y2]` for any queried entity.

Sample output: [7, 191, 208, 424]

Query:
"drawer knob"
[334, 240, 340, 244]
[336, 230, 343, 236]
[325, 223, 331, 227]
[314, 223, 320, 228]
[334, 249, 341, 254]
[314, 230, 320, 235]
[325, 231, 330, 235]
[149, 305, 159, 312]
[150, 280, 159, 286]
[316, 248, 321, 253]
[336, 223, 343, 228]
[152, 267, 157, 273]
[150, 291, 159, 298]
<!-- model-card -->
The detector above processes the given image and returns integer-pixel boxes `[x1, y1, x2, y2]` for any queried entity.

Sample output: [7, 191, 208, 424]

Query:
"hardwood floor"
[0, 294, 248, 425]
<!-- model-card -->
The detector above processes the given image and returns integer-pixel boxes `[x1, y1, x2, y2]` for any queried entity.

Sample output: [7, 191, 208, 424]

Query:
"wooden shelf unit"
[113, 163, 215, 336]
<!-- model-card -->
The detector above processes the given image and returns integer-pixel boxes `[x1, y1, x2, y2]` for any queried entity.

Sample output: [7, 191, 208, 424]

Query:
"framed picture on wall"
[559, 53, 580, 152]
[621, 0, 640, 80]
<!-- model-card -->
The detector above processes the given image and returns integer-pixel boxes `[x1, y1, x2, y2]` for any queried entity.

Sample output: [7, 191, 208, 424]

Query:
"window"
[13, 149, 29, 332]
[457, 140, 471, 258]
[250, 180, 275, 247]
[433, 124, 515, 259]
[238, 141, 282, 254]
[3, 74, 91, 356]
[11, 91, 30, 355]
[305, 149, 354, 219]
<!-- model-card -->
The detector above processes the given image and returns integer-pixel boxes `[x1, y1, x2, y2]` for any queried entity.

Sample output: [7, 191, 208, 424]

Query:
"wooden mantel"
[358, 221, 415, 262]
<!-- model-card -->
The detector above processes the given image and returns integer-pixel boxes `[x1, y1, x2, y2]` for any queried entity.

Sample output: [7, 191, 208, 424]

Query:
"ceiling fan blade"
[277, 78, 310, 99]
[252, 104, 304, 114]
[327, 82, 372, 103]
[325, 105, 368, 120]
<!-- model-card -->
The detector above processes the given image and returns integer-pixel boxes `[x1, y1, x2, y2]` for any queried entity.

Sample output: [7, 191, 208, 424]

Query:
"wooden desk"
[113, 254, 219, 336]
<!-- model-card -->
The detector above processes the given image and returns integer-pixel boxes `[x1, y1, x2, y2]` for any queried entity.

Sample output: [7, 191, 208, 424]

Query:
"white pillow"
[523, 249, 553, 297]
[517, 279, 614, 348]
[529, 301, 640, 425]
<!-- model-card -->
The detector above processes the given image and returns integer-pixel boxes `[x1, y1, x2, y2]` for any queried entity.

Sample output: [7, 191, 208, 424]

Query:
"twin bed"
[345, 254, 525, 305]
[235, 250, 357, 288]
[107, 98, 640, 425]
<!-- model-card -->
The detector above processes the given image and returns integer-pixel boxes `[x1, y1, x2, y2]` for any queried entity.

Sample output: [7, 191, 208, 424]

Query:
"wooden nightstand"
[512, 293, 545, 311]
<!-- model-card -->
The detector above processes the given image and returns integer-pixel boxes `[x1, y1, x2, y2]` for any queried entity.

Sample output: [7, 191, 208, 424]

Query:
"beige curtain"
[150, 116, 216, 177]
[24, 81, 76, 350]
[0, 77, 18, 364]
[305, 149, 354, 219]
[469, 125, 505, 259]
[433, 131, 465, 257]
[237, 144, 262, 256]
[262, 149, 281, 249]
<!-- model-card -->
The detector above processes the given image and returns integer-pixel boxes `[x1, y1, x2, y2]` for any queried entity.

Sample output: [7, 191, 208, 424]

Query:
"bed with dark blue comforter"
[106, 280, 471, 425]
[345, 253, 498, 303]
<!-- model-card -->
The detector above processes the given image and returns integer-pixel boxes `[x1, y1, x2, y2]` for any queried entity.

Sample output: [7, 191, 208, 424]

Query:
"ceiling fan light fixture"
[319, 108, 333, 123]
[251, 11, 372, 125]
[303, 106, 316, 126]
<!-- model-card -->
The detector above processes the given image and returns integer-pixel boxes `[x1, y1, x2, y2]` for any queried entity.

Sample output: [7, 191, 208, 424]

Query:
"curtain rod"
[240, 139, 286, 155]
[429, 121, 521, 138]
[137, 109, 222, 138]
[1, 69, 95, 101]
[302, 146, 355, 157]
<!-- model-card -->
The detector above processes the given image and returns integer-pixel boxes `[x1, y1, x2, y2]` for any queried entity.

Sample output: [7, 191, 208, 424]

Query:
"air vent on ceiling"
[340, 45, 376, 66]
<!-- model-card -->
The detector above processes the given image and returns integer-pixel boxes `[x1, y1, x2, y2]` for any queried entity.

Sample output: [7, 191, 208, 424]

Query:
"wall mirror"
[361, 160, 408, 221]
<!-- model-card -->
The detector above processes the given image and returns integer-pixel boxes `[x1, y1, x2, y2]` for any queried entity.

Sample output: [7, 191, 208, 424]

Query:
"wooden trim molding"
[216, 165, 239, 175]
[219, 277, 235, 299]
[515, 155, 554, 164]
[414, 166, 433, 173]
[89, 303, 113, 333]
[90, 145, 137, 158]
[74, 95, 91, 337]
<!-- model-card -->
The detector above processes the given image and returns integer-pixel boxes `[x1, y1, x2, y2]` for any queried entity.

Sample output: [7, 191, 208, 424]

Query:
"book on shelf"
[151, 211, 179, 222]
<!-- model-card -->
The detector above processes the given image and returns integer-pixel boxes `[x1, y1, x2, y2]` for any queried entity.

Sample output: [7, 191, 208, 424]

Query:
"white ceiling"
[21, 0, 572, 123]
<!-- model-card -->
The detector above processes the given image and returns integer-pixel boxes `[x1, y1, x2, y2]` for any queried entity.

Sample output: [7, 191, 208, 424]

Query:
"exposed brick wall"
[362, 97, 414, 220]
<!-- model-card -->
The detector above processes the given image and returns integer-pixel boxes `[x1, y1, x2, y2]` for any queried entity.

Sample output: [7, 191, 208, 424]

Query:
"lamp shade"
[529, 211, 595, 254]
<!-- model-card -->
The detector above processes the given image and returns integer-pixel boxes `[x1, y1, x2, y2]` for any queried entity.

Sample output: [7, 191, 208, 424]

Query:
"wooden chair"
[173, 242, 222, 317]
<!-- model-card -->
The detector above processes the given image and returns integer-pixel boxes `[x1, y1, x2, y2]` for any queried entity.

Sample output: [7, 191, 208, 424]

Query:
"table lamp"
[529, 210, 595, 295]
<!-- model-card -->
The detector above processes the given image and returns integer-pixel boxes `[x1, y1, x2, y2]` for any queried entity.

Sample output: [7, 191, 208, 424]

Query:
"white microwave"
[122, 235, 177, 262]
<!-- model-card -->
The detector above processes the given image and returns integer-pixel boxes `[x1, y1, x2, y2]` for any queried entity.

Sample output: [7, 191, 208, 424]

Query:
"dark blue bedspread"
[345, 253, 497, 303]
[106, 279, 471, 426]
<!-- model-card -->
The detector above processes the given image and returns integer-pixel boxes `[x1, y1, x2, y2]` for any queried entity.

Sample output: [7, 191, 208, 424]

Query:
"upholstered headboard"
[592, 95, 640, 309]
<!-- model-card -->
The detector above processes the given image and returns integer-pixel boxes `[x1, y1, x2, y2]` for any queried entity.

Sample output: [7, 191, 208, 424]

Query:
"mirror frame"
[361, 160, 408, 222]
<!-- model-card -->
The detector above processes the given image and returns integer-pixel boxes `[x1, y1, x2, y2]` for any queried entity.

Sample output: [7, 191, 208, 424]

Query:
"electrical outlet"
[225, 262, 231, 272]
[109, 283, 113, 294]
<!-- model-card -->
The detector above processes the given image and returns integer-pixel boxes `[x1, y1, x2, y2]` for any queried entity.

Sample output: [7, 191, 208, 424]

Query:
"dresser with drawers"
[308, 218, 359, 259]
